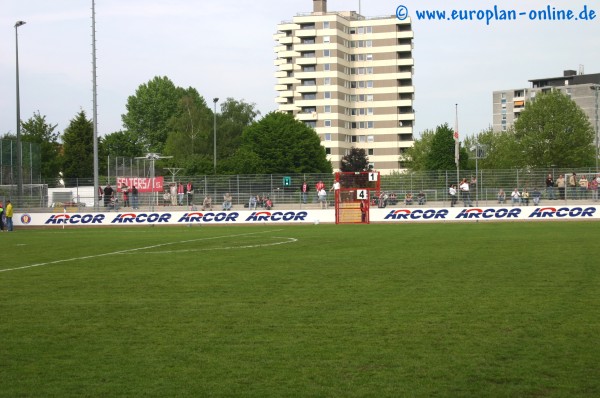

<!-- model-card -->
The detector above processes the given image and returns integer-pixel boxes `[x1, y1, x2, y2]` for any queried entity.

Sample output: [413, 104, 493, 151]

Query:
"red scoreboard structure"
[334, 171, 381, 224]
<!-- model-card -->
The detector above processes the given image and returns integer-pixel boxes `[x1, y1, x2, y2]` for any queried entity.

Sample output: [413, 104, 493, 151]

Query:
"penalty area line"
[0, 229, 284, 273]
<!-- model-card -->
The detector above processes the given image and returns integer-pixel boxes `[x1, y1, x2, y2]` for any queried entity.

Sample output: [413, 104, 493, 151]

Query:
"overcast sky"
[1, 0, 599, 141]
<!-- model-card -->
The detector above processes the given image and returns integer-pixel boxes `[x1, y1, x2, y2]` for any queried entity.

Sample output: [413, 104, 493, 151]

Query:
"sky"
[1, 0, 599, 141]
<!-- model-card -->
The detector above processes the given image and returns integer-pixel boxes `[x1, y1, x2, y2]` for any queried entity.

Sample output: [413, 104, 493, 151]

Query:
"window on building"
[324, 63, 330, 71]
[368, 148, 374, 156]
[324, 105, 331, 113]
[514, 90, 524, 97]
[323, 36, 330, 43]
[367, 108, 373, 115]
[324, 77, 331, 85]
[323, 49, 330, 57]
[305, 121, 316, 128]
[367, 135, 374, 142]
[325, 147, 331, 155]
[366, 94, 374, 102]
[324, 120, 331, 127]
[367, 121, 374, 129]
[325, 133, 332, 141]
[323, 21, 330, 29]
[359, 135, 366, 143]
[324, 91, 331, 99]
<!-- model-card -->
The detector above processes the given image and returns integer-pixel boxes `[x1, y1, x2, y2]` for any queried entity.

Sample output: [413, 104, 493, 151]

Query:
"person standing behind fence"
[0, 201, 4, 231]
[249, 195, 257, 210]
[578, 174, 588, 199]
[590, 175, 599, 202]
[103, 184, 114, 207]
[186, 181, 194, 205]
[568, 172, 577, 199]
[121, 183, 130, 207]
[556, 175, 565, 200]
[448, 184, 457, 207]
[131, 185, 139, 209]
[318, 187, 327, 209]
[301, 181, 309, 204]
[545, 174, 555, 200]
[459, 178, 472, 207]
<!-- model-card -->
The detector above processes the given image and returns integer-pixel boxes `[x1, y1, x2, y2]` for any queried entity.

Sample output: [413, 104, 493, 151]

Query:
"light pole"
[15, 20, 26, 205]
[213, 98, 219, 174]
[591, 84, 599, 172]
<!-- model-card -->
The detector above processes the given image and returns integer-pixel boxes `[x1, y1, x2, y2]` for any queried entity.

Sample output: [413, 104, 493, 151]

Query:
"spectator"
[177, 182, 185, 205]
[202, 195, 213, 211]
[556, 174, 565, 200]
[497, 188, 506, 204]
[249, 195, 257, 210]
[265, 197, 273, 210]
[388, 192, 398, 205]
[318, 188, 328, 209]
[417, 191, 426, 205]
[568, 172, 577, 199]
[448, 185, 457, 207]
[521, 188, 530, 206]
[578, 174, 589, 199]
[545, 174, 555, 200]
[511, 188, 521, 206]
[532, 187, 542, 205]
[121, 182, 130, 207]
[404, 192, 413, 205]
[131, 185, 139, 209]
[459, 178, 472, 207]
[590, 175, 599, 202]
[186, 181, 194, 205]
[223, 193, 233, 211]
[170, 183, 177, 205]
[301, 181, 309, 204]
[103, 184, 114, 208]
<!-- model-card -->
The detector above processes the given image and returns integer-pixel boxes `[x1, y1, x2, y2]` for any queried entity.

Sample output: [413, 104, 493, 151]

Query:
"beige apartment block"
[274, 0, 415, 174]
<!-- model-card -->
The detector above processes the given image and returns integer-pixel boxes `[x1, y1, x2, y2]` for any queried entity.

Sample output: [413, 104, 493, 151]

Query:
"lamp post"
[213, 98, 219, 174]
[591, 84, 599, 172]
[15, 20, 26, 205]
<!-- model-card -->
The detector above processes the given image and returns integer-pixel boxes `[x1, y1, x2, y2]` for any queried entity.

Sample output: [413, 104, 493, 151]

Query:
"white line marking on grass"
[0, 230, 286, 273]
[137, 236, 297, 254]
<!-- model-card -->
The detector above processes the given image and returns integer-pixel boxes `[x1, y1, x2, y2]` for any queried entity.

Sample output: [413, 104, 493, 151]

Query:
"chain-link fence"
[8, 167, 599, 212]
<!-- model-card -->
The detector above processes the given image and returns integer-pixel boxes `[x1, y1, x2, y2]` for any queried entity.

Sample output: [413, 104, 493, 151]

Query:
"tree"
[465, 127, 523, 170]
[404, 129, 435, 171]
[20, 111, 62, 181]
[101, 130, 142, 159]
[62, 110, 94, 181]
[216, 98, 260, 159]
[421, 123, 469, 170]
[340, 147, 369, 172]
[239, 112, 332, 174]
[164, 94, 212, 159]
[121, 76, 192, 153]
[513, 90, 595, 168]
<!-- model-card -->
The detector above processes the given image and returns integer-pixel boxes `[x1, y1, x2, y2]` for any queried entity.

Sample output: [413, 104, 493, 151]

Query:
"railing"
[7, 168, 600, 212]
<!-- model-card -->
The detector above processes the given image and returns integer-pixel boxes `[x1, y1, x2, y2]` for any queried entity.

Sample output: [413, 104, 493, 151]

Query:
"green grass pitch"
[1, 222, 599, 397]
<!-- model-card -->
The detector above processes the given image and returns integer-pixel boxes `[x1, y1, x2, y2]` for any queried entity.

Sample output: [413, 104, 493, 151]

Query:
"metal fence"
[9, 167, 600, 212]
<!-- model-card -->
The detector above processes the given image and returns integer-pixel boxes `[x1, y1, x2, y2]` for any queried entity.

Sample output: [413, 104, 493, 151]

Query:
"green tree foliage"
[20, 111, 62, 181]
[121, 76, 193, 153]
[238, 112, 332, 174]
[164, 95, 212, 158]
[404, 129, 434, 171]
[62, 110, 94, 181]
[425, 123, 469, 170]
[216, 98, 260, 159]
[340, 147, 369, 172]
[101, 130, 141, 158]
[513, 90, 595, 167]
[466, 127, 523, 169]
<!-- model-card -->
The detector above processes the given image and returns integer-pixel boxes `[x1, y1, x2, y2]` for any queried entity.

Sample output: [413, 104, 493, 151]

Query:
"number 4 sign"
[356, 189, 368, 200]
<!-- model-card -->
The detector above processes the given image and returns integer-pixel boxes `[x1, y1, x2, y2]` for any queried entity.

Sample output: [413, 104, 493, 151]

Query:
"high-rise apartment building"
[273, 0, 415, 174]
[493, 69, 600, 132]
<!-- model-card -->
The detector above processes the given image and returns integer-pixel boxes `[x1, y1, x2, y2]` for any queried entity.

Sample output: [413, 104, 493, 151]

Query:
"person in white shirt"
[318, 188, 328, 209]
[448, 184, 457, 207]
[511, 188, 521, 206]
[459, 178, 472, 207]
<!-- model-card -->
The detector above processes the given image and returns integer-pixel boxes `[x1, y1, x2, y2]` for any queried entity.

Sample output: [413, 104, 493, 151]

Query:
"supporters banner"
[116, 177, 164, 192]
